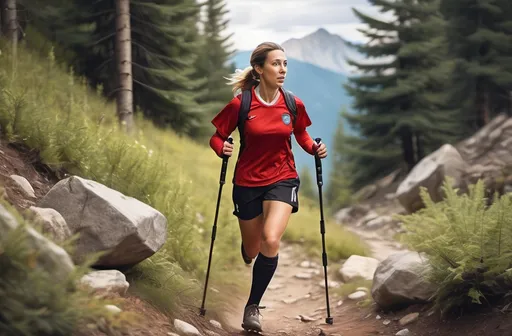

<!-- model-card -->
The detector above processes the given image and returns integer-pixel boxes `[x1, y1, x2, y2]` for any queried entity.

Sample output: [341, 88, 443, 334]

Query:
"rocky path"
[220, 236, 407, 336]
[222, 243, 343, 335]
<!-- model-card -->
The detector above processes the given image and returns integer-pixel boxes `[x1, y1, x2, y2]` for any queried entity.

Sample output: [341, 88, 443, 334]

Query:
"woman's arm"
[209, 96, 241, 157]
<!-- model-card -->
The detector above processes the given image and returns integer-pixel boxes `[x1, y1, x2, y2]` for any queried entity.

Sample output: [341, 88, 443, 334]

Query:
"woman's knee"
[261, 234, 281, 252]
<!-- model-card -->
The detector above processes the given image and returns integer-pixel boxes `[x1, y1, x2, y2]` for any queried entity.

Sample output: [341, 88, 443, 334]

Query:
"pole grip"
[314, 138, 323, 186]
[220, 137, 233, 184]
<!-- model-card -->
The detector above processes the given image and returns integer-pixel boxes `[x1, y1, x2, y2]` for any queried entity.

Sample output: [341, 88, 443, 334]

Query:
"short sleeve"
[211, 96, 241, 139]
[294, 97, 312, 131]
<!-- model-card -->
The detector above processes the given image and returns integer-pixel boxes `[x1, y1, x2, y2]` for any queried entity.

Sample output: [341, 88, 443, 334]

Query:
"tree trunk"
[508, 91, 512, 116]
[475, 81, 490, 128]
[115, 0, 133, 133]
[4, 0, 17, 60]
[415, 132, 424, 162]
[401, 127, 415, 172]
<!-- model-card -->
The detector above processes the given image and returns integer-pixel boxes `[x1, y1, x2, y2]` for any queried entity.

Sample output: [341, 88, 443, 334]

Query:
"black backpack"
[236, 88, 298, 154]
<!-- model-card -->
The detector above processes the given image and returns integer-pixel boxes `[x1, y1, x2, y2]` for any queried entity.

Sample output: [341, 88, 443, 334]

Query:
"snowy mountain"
[281, 28, 363, 74]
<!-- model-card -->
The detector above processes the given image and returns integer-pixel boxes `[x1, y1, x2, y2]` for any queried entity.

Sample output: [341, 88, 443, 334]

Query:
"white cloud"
[223, 0, 393, 51]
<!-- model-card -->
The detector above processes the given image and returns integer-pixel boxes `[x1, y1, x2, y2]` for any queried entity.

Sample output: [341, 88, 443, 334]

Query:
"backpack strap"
[282, 89, 297, 128]
[237, 89, 252, 154]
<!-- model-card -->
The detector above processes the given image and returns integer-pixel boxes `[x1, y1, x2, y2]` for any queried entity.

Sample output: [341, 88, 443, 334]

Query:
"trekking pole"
[314, 137, 333, 325]
[200, 136, 234, 317]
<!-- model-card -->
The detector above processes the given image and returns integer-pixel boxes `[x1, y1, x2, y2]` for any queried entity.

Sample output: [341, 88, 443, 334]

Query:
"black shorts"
[232, 178, 300, 220]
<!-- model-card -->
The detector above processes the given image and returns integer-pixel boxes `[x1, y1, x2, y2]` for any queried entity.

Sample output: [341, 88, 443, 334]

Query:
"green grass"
[0, 39, 368, 319]
[0, 200, 135, 336]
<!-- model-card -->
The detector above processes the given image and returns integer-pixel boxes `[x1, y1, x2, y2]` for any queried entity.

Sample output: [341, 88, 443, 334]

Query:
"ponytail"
[224, 66, 259, 95]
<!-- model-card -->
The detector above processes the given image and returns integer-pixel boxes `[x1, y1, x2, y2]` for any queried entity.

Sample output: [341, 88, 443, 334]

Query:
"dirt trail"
[345, 226, 408, 262]
[221, 235, 406, 336]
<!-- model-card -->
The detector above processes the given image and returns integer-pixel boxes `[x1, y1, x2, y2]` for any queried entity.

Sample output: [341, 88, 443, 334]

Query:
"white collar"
[255, 85, 280, 106]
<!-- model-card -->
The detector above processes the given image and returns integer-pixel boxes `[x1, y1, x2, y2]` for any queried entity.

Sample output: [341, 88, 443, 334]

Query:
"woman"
[209, 41, 327, 333]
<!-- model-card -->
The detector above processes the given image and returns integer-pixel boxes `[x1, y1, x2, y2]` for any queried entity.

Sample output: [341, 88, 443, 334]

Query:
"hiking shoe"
[242, 304, 264, 332]
[241, 242, 252, 265]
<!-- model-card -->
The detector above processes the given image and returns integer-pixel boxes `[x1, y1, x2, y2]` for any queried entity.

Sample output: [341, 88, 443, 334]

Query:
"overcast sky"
[223, 0, 390, 51]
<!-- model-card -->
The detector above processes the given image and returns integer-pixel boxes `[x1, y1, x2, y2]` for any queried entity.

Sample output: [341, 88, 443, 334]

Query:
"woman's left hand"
[316, 143, 327, 159]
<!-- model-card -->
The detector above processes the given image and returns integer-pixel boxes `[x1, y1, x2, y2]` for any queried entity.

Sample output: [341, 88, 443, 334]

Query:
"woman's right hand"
[223, 140, 234, 157]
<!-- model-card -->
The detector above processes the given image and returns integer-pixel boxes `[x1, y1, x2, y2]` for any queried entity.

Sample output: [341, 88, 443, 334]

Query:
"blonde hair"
[225, 42, 285, 95]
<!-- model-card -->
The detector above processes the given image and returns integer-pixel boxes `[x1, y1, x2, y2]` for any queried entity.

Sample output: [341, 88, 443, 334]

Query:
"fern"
[397, 179, 512, 316]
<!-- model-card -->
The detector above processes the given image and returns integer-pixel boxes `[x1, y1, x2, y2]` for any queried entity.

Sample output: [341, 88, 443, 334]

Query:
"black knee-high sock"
[246, 252, 278, 307]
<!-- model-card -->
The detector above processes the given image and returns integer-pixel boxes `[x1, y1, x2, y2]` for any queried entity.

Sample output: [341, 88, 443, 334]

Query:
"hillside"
[231, 51, 355, 183]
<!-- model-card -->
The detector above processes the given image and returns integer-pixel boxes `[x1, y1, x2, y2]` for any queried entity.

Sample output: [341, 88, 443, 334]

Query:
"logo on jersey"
[282, 113, 291, 125]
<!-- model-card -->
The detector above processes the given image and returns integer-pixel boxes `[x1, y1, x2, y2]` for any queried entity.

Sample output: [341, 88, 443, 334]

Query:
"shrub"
[398, 179, 512, 316]
[0, 202, 133, 336]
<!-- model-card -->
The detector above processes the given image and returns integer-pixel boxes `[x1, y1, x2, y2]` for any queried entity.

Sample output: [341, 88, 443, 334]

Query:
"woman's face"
[255, 49, 287, 89]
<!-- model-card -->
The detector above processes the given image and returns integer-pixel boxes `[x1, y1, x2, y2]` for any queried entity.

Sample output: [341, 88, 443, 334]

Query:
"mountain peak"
[314, 27, 330, 35]
[282, 28, 353, 74]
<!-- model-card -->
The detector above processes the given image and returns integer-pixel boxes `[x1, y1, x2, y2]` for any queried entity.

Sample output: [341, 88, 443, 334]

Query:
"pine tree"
[342, 0, 461, 188]
[3, 0, 18, 60]
[24, 0, 206, 135]
[190, 0, 236, 139]
[325, 108, 354, 210]
[439, 0, 512, 131]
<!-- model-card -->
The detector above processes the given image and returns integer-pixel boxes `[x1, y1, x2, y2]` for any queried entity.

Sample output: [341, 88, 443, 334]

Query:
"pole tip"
[326, 317, 333, 324]
[199, 308, 206, 316]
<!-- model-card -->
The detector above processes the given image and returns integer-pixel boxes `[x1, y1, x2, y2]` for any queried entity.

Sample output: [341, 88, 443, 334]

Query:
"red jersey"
[210, 86, 317, 187]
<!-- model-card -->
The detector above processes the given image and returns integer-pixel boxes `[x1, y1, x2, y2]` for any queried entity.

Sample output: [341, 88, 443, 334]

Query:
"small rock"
[167, 333, 180, 336]
[399, 312, 419, 326]
[318, 280, 341, 288]
[337, 300, 343, 307]
[295, 273, 313, 279]
[300, 260, 312, 268]
[339, 255, 379, 282]
[104, 305, 122, 314]
[268, 283, 283, 290]
[209, 320, 222, 329]
[80, 270, 130, 296]
[299, 315, 317, 322]
[210, 287, 219, 293]
[283, 298, 298, 304]
[383, 319, 391, 325]
[348, 291, 367, 300]
[10, 175, 35, 198]
[173, 319, 200, 336]
[356, 287, 369, 292]
[396, 329, 410, 336]
[376, 315, 381, 320]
